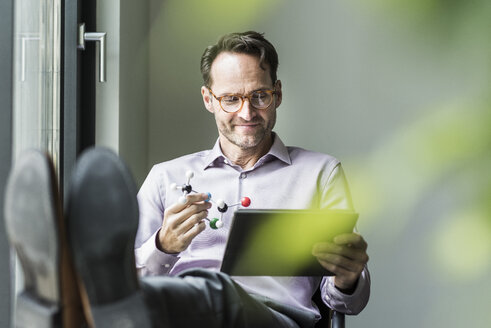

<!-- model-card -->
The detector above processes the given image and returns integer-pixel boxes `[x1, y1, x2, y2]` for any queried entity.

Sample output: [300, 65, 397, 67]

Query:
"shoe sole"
[66, 147, 152, 327]
[4, 150, 62, 327]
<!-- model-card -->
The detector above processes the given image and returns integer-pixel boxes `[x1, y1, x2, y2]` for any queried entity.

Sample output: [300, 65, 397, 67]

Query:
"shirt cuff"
[322, 266, 371, 315]
[134, 229, 180, 276]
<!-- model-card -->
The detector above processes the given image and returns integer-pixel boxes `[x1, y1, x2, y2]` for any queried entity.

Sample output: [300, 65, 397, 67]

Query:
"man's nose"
[237, 99, 255, 120]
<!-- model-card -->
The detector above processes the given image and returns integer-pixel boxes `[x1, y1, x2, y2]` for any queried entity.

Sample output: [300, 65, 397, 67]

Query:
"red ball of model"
[241, 197, 251, 207]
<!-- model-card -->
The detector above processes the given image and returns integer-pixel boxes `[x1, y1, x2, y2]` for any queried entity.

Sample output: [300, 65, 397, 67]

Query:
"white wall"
[145, 1, 491, 327]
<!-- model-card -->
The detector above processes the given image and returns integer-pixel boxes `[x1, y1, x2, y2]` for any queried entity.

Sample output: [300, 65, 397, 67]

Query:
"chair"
[313, 287, 345, 328]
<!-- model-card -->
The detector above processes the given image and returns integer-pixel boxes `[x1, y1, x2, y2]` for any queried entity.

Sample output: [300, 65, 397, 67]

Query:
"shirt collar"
[266, 133, 292, 165]
[202, 139, 226, 170]
[202, 133, 292, 170]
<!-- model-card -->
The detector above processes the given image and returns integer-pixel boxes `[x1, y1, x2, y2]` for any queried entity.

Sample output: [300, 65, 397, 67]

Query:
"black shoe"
[66, 147, 153, 328]
[4, 150, 85, 328]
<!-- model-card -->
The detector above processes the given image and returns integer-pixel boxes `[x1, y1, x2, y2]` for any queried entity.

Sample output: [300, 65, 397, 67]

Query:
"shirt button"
[239, 173, 247, 179]
[164, 263, 170, 268]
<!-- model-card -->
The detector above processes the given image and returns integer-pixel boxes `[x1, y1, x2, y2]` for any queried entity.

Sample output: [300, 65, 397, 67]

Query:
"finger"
[177, 210, 209, 234]
[312, 242, 345, 255]
[316, 258, 352, 277]
[314, 253, 365, 272]
[317, 258, 362, 288]
[164, 197, 211, 228]
[333, 233, 367, 250]
[179, 202, 212, 223]
[182, 219, 206, 241]
[312, 243, 369, 263]
[167, 193, 211, 214]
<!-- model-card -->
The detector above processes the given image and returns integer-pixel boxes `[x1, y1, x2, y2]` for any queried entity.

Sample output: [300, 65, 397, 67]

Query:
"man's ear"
[201, 86, 214, 114]
[274, 80, 282, 109]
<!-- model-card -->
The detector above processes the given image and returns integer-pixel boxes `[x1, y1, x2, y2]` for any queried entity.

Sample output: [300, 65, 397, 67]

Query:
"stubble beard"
[217, 113, 276, 150]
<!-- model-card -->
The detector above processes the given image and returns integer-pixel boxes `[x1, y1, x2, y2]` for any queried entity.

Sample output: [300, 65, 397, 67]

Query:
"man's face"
[201, 52, 282, 152]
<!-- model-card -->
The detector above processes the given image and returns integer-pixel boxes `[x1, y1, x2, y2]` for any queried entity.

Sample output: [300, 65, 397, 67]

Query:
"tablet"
[220, 209, 358, 276]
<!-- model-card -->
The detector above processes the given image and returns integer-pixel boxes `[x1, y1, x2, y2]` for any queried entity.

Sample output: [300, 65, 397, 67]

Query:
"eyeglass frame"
[207, 87, 279, 113]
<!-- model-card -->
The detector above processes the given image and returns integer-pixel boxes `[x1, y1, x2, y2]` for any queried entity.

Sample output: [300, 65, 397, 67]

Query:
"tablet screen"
[220, 209, 358, 276]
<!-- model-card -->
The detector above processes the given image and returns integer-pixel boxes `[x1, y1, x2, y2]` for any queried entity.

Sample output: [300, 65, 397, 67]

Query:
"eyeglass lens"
[221, 91, 273, 112]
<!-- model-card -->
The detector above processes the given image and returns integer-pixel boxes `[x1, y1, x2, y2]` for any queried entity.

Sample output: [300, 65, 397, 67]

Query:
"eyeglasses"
[208, 88, 277, 113]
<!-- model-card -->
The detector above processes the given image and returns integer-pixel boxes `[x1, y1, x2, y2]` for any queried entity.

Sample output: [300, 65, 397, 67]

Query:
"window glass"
[12, 0, 61, 307]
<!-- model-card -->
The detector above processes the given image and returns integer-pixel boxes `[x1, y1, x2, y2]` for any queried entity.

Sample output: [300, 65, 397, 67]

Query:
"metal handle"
[77, 23, 107, 82]
[20, 34, 40, 82]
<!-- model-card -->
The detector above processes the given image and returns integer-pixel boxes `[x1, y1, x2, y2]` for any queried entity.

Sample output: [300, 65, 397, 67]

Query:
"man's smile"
[233, 123, 262, 133]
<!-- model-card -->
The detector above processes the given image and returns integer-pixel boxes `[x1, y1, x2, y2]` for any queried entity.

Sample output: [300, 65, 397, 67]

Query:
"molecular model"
[170, 170, 251, 229]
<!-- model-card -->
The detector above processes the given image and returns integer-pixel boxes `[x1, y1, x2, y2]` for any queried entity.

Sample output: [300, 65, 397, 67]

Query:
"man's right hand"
[157, 193, 211, 253]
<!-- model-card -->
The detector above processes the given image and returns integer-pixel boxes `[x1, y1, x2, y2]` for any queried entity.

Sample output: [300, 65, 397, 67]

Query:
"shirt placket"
[237, 171, 249, 208]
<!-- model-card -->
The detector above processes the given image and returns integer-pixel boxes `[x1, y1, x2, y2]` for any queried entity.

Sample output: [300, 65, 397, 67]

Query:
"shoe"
[4, 150, 86, 327]
[66, 147, 153, 328]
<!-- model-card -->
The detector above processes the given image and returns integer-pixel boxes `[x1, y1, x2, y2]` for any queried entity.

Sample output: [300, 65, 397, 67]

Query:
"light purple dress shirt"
[135, 134, 370, 318]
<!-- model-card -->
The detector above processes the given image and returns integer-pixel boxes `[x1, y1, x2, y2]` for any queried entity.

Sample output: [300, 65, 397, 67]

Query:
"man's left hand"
[312, 233, 369, 292]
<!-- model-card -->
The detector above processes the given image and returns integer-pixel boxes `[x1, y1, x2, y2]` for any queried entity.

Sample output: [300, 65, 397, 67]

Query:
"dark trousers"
[140, 269, 317, 328]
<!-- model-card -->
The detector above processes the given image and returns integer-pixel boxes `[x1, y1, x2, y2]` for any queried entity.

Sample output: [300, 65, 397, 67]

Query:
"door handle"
[77, 23, 107, 82]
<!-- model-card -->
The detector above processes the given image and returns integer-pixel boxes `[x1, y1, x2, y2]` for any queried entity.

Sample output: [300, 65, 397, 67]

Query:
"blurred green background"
[145, 0, 491, 326]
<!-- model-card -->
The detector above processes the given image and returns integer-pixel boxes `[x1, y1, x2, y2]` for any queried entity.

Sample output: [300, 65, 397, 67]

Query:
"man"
[135, 31, 370, 326]
[4, 31, 369, 328]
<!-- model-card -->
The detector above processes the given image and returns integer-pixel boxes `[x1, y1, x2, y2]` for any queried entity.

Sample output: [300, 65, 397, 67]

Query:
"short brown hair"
[200, 31, 279, 87]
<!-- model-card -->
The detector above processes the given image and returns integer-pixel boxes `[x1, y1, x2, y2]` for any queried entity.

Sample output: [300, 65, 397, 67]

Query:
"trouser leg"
[140, 269, 302, 328]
